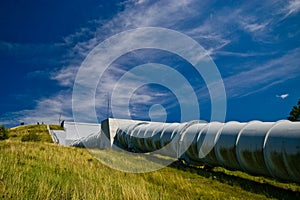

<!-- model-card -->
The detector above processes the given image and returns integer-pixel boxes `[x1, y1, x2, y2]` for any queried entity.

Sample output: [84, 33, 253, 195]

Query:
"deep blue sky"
[0, 0, 300, 127]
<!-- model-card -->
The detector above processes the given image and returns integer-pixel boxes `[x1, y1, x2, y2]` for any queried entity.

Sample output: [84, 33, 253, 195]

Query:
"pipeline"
[115, 120, 300, 183]
[71, 133, 101, 148]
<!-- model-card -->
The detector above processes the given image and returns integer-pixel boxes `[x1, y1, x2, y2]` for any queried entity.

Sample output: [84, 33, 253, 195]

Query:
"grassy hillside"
[0, 125, 299, 199]
[8, 124, 53, 143]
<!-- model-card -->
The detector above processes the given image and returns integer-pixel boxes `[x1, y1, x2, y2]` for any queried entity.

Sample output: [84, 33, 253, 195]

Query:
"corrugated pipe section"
[115, 120, 300, 183]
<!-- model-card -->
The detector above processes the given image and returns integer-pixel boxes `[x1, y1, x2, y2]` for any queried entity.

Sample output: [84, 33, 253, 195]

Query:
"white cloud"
[241, 22, 270, 33]
[283, 0, 300, 18]
[51, 66, 78, 87]
[56, 0, 293, 77]
[276, 94, 289, 99]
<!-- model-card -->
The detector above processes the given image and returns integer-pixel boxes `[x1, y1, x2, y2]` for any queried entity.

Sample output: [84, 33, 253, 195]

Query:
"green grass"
[48, 124, 64, 130]
[8, 124, 53, 143]
[0, 125, 299, 199]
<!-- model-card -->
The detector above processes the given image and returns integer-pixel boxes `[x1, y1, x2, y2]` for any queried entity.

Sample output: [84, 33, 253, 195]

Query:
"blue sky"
[0, 0, 300, 127]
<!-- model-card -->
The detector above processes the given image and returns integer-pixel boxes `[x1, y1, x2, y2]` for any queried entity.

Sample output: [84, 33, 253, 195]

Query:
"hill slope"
[8, 124, 54, 143]
[0, 125, 299, 199]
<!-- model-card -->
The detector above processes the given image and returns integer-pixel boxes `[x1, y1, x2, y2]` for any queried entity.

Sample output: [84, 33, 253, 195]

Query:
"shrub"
[10, 133, 18, 138]
[0, 125, 9, 140]
[288, 99, 300, 121]
[21, 132, 41, 142]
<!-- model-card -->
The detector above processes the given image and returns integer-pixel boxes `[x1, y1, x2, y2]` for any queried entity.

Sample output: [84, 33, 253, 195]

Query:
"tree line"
[288, 99, 300, 121]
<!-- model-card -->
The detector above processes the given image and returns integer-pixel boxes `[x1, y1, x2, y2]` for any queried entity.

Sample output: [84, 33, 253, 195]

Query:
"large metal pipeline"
[114, 120, 300, 183]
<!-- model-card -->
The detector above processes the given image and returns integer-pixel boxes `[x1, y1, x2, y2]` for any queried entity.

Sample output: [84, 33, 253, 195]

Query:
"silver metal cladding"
[113, 119, 300, 183]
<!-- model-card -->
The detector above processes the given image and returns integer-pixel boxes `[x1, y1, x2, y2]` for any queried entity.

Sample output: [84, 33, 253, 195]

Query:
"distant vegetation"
[0, 125, 299, 199]
[288, 99, 300, 121]
[0, 125, 9, 140]
[49, 124, 64, 130]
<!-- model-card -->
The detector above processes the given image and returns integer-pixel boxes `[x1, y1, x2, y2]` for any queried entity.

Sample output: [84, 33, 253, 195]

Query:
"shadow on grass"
[168, 161, 300, 200]
[92, 148, 300, 199]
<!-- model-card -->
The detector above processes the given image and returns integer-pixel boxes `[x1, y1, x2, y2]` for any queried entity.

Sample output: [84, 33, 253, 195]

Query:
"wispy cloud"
[214, 51, 277, 58]
[49, 0, 217, 122]
[51, 66, 78, 87]
[282, 0, 300, 19]
[240, 21, 270, 34]
[54, 0, 294, 83]
[223, 48, 300, 98]
[196, 47, 300, 100]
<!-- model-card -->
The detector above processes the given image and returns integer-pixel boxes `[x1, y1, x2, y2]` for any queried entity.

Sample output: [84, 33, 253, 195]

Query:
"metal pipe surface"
[114, 120, 300, 183]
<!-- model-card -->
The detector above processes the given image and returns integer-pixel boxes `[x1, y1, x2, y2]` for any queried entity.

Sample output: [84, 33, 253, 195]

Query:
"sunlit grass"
[1, 125, 299, 199]
[89, 148, 177, 173]
[8, 124, 53, 143]
[48, 124, 64, 130]
[1, 140, 299, 199]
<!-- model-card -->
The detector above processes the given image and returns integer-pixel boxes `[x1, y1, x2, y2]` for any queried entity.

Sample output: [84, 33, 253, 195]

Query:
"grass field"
[0, 125, 299, 199]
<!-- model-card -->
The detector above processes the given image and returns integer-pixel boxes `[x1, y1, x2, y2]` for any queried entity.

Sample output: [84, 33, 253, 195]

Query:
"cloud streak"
[282, 0, 300, 19]
[223, 48, 300, 98]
